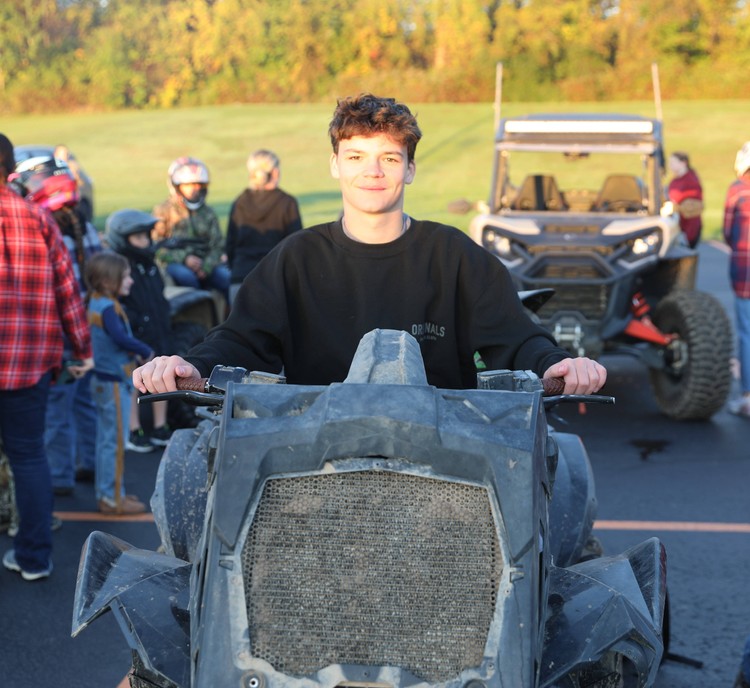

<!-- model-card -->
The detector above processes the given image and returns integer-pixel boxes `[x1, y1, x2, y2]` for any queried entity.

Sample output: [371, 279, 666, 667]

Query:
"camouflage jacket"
[152, 196, 224, 275]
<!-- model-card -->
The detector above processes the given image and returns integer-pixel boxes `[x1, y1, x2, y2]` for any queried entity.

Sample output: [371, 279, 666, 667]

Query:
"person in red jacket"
[667, 151, 703, 248]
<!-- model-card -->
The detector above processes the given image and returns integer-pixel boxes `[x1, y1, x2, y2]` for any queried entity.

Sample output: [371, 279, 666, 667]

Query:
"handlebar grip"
[541, 377, 565, 396]
[175, 377, 209, 393]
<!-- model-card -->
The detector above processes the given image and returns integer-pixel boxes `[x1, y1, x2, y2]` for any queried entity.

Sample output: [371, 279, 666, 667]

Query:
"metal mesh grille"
[241, 470, 503, 682]
[536, 283, 609, 319]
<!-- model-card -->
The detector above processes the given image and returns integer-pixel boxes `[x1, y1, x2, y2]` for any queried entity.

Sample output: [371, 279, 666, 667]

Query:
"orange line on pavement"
[595, 519, 750, 533]
[54, 510, 155, 523]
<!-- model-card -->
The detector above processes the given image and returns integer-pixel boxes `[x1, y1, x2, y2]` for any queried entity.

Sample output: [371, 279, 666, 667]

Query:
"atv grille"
[242, 470, 503, 682]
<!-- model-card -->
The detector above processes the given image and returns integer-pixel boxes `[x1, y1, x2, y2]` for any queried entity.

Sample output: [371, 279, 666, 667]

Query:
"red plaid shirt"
[0, 185, 92, 389]
[724, 177, 750, 299]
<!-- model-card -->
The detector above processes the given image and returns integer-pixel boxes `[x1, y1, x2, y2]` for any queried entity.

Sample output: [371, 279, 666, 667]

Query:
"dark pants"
[0, 372, 53, 572]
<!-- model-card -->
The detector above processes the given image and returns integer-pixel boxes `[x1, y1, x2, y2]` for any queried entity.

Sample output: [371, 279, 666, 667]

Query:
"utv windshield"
[491, 114, 665, 215]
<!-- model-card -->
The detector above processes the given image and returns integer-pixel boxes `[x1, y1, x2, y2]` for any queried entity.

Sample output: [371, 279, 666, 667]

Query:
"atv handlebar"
[138, 374, 614, 408]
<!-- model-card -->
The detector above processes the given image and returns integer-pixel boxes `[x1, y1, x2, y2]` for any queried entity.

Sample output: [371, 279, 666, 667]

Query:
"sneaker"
[126, 429, 155, 453]
[3, 549, 53, 581]
[149, 424, 173, 447]
[728, 396, 750, 419]
[98, 496, 147, 515]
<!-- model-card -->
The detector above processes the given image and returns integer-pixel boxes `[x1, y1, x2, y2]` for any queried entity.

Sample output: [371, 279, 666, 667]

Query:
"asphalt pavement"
[1, 239, 748, 688]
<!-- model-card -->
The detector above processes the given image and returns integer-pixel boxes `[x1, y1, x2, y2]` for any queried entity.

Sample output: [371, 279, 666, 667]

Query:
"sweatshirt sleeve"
[469, 259, 568, 377]
[200, 209, 224, 275]
[101, 306, 153, 360]
[184, 247, 286, 376]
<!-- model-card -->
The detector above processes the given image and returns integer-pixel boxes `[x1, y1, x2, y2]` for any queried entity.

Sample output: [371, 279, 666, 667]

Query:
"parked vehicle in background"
[461, 64, 732, 420]
[13, 144, 94, 221]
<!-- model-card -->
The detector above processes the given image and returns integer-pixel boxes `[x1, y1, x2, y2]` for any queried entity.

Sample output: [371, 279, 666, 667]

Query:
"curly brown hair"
[328, 94, 422, 162]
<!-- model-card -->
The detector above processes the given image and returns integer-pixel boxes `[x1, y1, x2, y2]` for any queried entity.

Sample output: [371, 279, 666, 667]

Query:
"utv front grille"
[535, 282, 609, 320]
[241, 470, 503, 682]
[525, 259, 610, 320]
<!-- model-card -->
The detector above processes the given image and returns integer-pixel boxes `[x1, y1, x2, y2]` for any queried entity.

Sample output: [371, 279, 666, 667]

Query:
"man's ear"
[330, 153, 340, 180]
[405, 160, 416, 185]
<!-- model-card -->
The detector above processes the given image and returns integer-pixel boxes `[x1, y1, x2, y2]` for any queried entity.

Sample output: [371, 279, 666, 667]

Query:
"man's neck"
[340, 210, 408, 244]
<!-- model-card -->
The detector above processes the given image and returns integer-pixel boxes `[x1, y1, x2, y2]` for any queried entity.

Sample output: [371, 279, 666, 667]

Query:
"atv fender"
[540, 537, 667, 687]
[72, 530, 191, 687]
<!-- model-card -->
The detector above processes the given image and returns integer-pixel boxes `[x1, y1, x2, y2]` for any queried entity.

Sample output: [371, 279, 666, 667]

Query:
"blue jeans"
[90, 378, 131, 503]
[0, 372, 53, 572]
[736, 296, 750, 394]
[167, 262, 230, 302]
[45, 371, 97, 488]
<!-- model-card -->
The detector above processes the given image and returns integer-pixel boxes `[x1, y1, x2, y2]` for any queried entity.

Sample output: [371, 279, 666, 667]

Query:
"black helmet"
[106, 209, 158, 252]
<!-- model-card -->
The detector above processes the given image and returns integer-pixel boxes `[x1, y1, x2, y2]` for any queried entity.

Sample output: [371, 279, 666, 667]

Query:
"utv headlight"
[631, 230, 661, 256]
[484, 229, 513, 257]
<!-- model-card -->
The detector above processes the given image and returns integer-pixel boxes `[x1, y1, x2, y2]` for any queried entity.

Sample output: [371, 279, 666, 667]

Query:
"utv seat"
[511, 174, 567, 211]
[593, 174, 645, 212]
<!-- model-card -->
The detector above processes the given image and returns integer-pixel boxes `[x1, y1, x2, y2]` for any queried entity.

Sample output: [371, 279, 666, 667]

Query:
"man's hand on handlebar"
[543, 357, 607, 395]
[133, 355, 201, 394]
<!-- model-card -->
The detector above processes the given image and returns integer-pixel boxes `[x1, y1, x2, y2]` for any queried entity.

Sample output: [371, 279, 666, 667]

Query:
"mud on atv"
[73, 329, 666, 688]
[461, 66, 732, 420]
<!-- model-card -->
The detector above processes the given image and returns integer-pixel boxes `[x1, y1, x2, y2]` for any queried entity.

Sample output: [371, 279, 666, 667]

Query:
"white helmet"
[167, 156, 210, 210]
[735, 142, 750, 178]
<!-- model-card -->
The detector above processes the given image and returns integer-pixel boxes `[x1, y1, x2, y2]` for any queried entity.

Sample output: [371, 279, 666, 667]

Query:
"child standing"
[85, 252, 153, 515]
[106, 209, 174, 451]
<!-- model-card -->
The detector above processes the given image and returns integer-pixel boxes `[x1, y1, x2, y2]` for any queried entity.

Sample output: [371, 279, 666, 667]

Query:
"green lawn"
[4, 100, 747, 239]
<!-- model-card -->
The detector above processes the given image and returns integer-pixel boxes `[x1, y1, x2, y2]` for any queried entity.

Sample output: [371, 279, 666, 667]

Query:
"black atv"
[72, 329, 666, 688]
[462, 66, 732, 420]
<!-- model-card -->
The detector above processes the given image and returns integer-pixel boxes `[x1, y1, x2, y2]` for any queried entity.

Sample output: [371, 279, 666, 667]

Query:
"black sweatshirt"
[187, 219, 568, 389]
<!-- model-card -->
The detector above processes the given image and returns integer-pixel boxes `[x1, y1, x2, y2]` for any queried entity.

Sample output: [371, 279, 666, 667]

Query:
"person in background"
[85, 252, 153, 515]
[107, 209, 175, 452]
[152, 156, 230, 305]
[734, 634, 750, 688]
[667, 151, 703, 249]
[0, 134, 93, 581]
[134, 94, 606, 398]
[723, 142, 750, 419]
[225, 150, 302, 303]
[10, 155, 101, 495]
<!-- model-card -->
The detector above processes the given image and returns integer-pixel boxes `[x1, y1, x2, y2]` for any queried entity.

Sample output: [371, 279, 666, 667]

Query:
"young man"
[134, 94, 606, 396]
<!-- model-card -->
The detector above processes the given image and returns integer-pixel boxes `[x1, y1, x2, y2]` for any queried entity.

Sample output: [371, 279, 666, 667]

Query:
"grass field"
[4, 100, 748, 239]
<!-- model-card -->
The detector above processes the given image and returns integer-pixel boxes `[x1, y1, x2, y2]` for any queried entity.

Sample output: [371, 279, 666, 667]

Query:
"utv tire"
[649, 289, 732, 420]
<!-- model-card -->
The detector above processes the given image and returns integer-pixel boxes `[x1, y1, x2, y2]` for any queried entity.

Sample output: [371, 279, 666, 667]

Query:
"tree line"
[2, 0, 748, 114]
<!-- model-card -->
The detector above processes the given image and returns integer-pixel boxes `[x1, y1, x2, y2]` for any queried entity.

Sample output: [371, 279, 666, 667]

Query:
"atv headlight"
[631, 230, 661, 256]
[484, 229, 513, 257]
